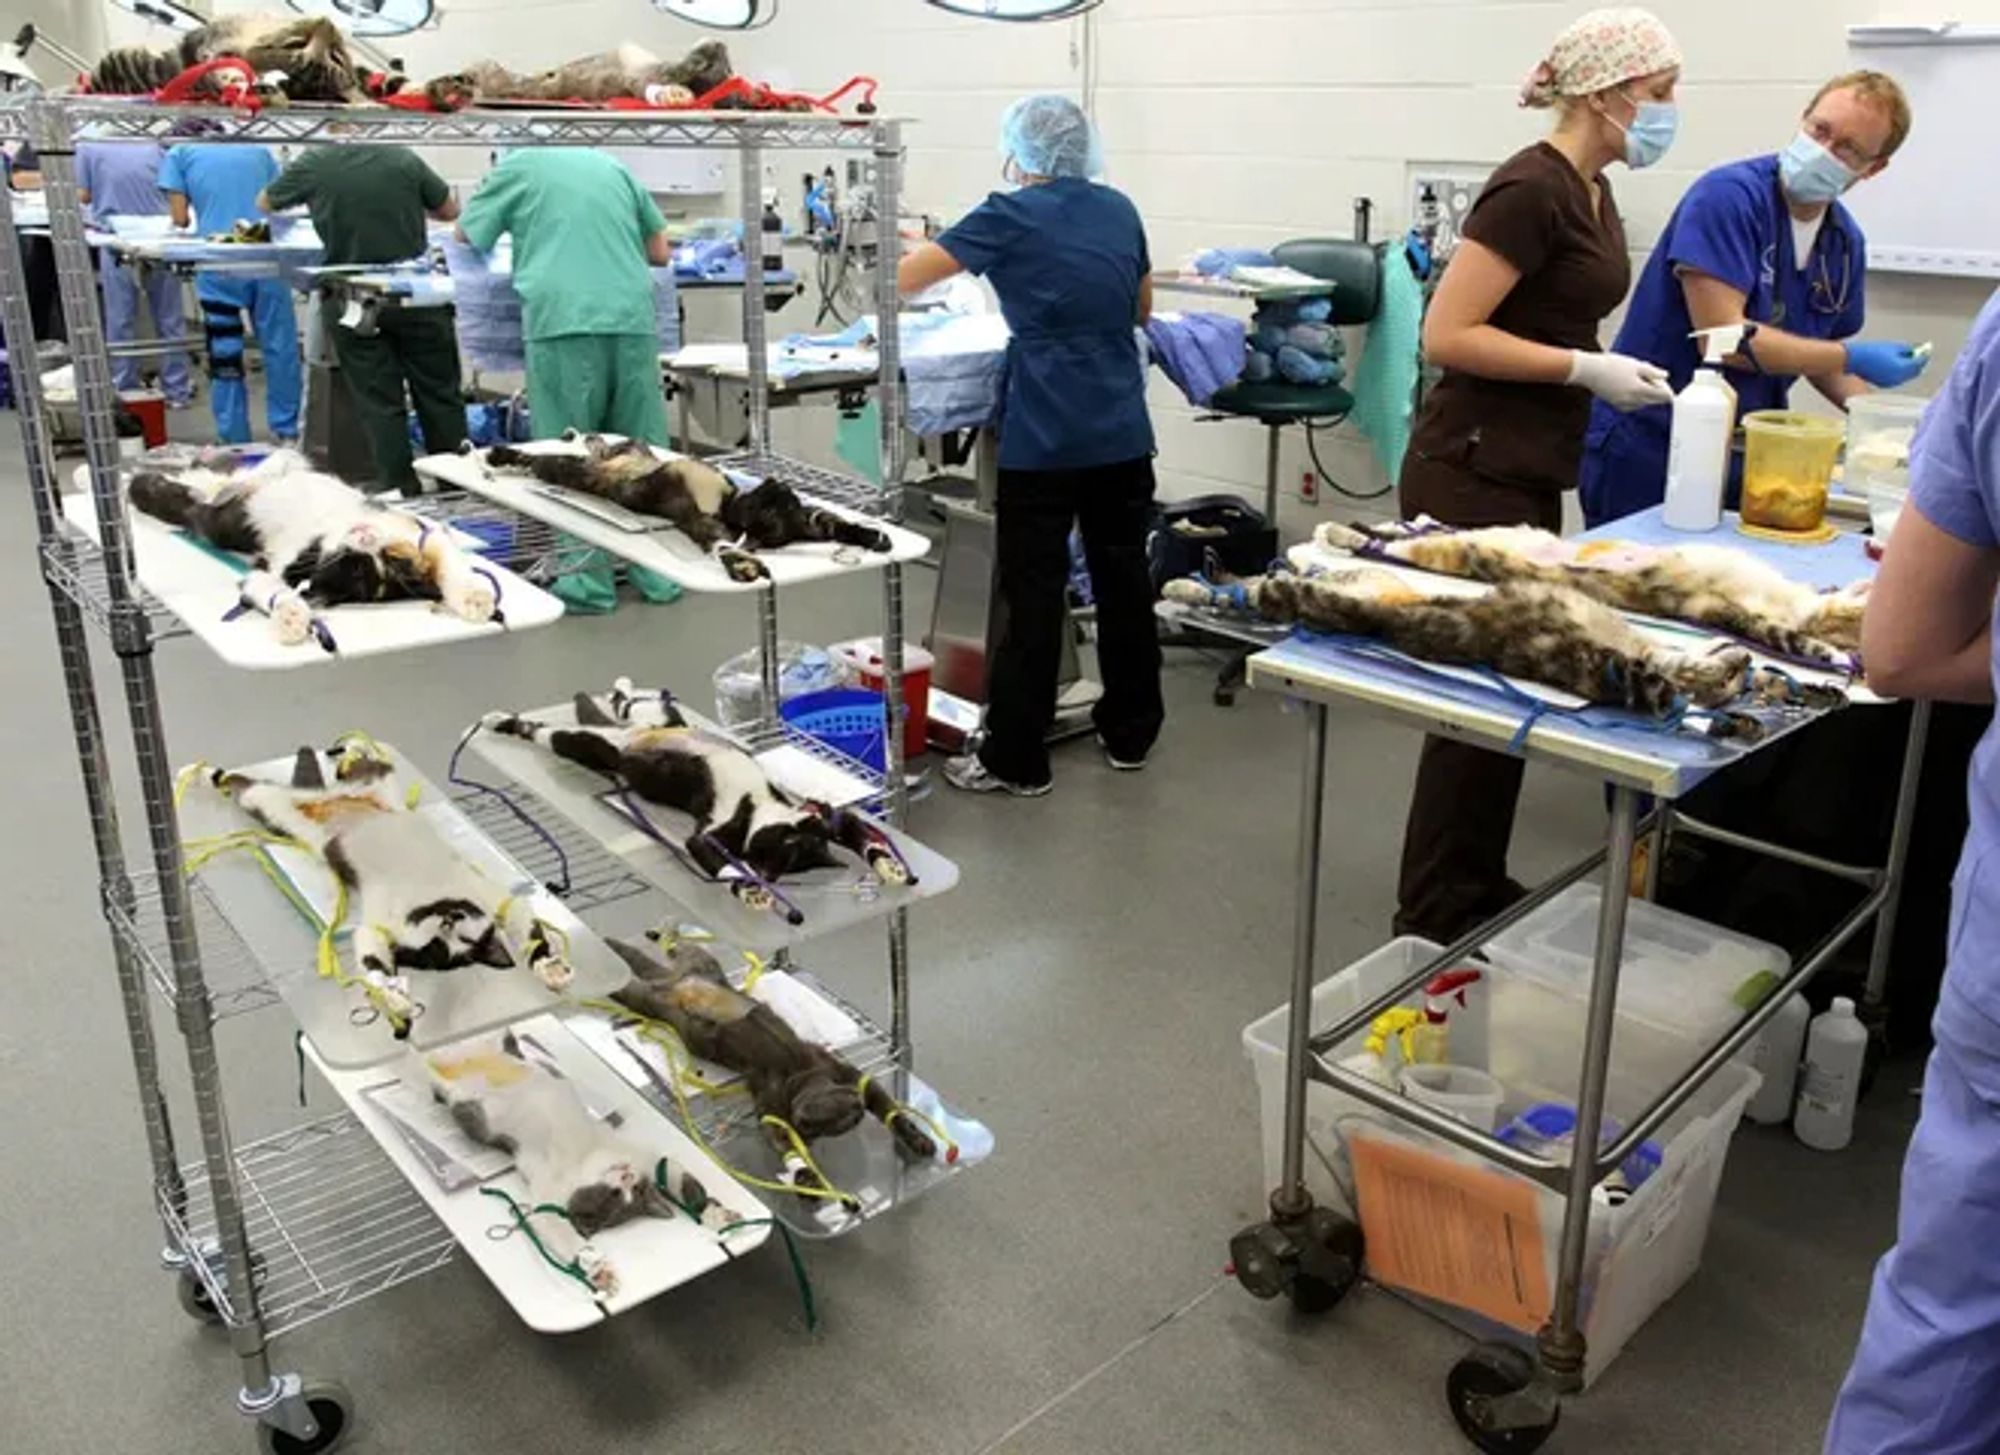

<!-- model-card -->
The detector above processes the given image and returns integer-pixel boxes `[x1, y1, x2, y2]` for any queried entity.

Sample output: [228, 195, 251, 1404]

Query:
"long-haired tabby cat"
[128, 450, 498, 645]
[209, 745, 573, 1035]
[482, 680, 911, 918]
[478, 433, 892, 583]
[90, 14, 359, 101]
[1316, 521, 1869, 661]
[427, 1030, 734, 1297]
[425, 41, 734, 109]
[608, 932, 937, 1188]
[1163, 567, 1844, 738]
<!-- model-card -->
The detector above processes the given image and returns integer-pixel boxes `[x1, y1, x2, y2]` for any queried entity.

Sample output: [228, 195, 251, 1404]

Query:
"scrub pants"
[978, 457, 1164, 789]
[1826, 968, 2000, 1454]
[329, 309, 466, 494]
[1393, 453, 1563, 943]
[1578, 413, 1670, 528]
[99, 249, 192, 404]
[524, 332, 676, 611]
[198, 273, 301, 444]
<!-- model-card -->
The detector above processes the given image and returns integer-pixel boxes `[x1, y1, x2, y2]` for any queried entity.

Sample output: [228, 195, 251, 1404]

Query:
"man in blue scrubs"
[159, 139, 301, 444]
[1579, 71, 1931, 525]
[77, 140, 193, 408]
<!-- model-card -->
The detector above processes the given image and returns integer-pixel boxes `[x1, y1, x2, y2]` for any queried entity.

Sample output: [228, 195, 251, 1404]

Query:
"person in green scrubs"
[262, 144, 466, 492]
[456, 148, 673, 443]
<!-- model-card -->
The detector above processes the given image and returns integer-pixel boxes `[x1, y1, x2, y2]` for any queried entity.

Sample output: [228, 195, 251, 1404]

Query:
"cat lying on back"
[479, 433, 892, 583]
[209, 743, 572, 1036]
[128, 450, 498, 646]
[427, 1030, 735, 1297]
[1164, 567, 1844, 740]
[483, 679, 911, 920]
[609, 932, 937, 1199]
[426, 41, 734, 109]
[1316, 521, 1868, 662]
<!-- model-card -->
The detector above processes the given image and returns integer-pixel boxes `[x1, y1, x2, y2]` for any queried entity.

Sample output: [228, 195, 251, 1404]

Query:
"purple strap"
[611, 786, 806, 925]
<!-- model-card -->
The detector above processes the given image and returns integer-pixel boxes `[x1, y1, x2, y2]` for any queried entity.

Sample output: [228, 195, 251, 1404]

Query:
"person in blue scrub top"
[77, 140, 194, 409]
[1579, 71, 1931, 526]
[897, 94, 1161, 797]
[1824, 290, 2000, 1455]
[159, 136, 302, 445]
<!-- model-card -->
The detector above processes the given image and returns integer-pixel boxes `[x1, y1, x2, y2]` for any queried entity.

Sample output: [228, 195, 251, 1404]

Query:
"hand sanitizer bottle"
[1663, 326, 1742, 532]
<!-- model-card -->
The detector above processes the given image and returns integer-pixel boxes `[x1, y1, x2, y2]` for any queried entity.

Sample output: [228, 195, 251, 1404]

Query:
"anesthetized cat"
[1316, 521, 1869, 661]
[482, 680, 912, 917]
[128, 450, 499, 646]
[479, 433, 893, 583]
[426, 1030, 735, 1298]
[208, 744, 573, 1035]
[1163, 567, 1845, 740]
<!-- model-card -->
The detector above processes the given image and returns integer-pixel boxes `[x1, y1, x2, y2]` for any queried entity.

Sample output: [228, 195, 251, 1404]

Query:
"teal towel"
[1350, 244, 1425, 488]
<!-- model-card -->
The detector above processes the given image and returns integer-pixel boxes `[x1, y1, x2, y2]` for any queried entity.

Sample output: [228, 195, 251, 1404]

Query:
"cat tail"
[128, 472, 200, 527]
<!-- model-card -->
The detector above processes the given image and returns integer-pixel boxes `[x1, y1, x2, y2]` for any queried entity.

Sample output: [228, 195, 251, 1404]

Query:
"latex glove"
[1844, 340, 1931, 390]
[1568, 350, 1673, 412]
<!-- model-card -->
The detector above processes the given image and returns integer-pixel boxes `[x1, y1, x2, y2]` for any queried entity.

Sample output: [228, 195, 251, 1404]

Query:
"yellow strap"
[854, 1071, 958, 1161]
[740, 951, 768, 994]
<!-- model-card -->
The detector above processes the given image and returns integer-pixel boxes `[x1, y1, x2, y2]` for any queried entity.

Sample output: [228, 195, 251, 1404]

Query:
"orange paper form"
[1349, 1131, 1552, 1333]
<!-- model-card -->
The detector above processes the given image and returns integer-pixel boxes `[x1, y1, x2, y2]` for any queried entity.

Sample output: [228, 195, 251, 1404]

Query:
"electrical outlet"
[1300, 470, 1319, 505]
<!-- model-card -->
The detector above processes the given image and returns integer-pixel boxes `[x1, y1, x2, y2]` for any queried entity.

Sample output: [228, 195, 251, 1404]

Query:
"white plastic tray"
[62, 483, 564, 670]
[308, 1014, 770, 1333]
[413, 441, 930, 594]
[463, 700, 960, 954]
[176, 747, 630, 1068]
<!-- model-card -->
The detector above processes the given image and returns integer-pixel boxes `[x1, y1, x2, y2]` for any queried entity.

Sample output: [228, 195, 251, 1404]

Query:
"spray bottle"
[1663, 325, 1743, 532]
[1410, 968, 1484, 1066]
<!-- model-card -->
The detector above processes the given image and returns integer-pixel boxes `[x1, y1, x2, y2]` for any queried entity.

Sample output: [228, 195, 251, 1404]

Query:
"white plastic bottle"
[1745, 994, 1810, 1125]
[1795, 998, 1869, 1151]
[1663, 326, 1742, 532]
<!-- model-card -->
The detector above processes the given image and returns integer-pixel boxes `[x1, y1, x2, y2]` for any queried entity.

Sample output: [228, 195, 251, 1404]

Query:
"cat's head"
[392, 898, 514, 973]
[744, 819, 843, 880]
[566, 1158, 683, 1237]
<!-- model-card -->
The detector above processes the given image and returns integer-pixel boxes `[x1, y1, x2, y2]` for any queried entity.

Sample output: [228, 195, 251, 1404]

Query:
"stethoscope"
[1768, 182, 1854, 320]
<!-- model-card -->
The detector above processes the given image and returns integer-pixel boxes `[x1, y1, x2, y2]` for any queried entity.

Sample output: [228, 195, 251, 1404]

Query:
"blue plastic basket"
[780, 688, 888, 776]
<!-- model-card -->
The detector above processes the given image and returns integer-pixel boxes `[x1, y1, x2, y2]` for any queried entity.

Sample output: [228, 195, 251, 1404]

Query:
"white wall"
[78, 0, 2000, 523]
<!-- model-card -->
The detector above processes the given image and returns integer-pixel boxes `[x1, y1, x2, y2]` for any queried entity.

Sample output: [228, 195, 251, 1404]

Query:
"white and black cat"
[128, 450, 499, 646]
[478, 433, 893, 583]
[482, 680, 911, 921]
[209, 744, 572, 1035]
[427, 1030, 735, 1297]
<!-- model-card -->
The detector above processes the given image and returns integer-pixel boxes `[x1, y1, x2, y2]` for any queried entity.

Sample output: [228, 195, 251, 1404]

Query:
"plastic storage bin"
[780, 688, 889, 776]
[1483, 884, 1787, 1047]
[1846, 393, 1929, 543]
[1741, 411, 1844, 534]
[1243, 937, 1761, 1388]
[831, 637, 934, 760]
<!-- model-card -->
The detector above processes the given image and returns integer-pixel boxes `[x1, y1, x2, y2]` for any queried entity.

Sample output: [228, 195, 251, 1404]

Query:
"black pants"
[330, 309, 467, 494]
[979, 457, 1165, 787]
[1392, 452, 1564, 944]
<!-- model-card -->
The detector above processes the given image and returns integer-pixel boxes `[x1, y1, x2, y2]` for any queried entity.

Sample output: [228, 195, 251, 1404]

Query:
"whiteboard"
[1845, 25, 2000, 279]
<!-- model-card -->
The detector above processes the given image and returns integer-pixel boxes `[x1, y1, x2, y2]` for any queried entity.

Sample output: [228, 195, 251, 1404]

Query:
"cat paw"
[576, 1244, 619, 1298]
[1314, 521, 1370, 554]
[445, 578, 498, 624]
[867, 846, 910, 886]
[738, 882, 776, 914]
[267, 597, 313, 647]
[534, 957, 575, 995]
[719, 549, 768, 584]
[1160, 579, 1213, 607]
[699, 1202, 740, 1233]
[456, 439, 477, 456]
[560, 428, 583, 444]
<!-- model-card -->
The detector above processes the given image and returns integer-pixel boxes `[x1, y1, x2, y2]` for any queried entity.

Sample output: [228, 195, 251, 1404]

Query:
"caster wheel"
[1213, 688, 1237, 708]
[1289, 1208, 1363, 1314]
[1447, 1343, 1559, 1454]
[176, 1269, 223, 1325]
[257, 1380, 354, 1455]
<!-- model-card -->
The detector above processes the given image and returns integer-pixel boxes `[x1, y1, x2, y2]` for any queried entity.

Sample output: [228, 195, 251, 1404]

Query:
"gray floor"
[0, 434, 1920, 1455]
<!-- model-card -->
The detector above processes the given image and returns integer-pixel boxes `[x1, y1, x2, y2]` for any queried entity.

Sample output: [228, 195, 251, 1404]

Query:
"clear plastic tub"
[1741, 411, 1844, 533]
[1846, 393, 1929, 543]
[1398, 1063, 1505, 1132]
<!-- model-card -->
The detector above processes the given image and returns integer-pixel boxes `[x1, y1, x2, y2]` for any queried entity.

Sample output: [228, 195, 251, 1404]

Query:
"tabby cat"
[91, 14, 358, 101]
[427, 41, 734, 109]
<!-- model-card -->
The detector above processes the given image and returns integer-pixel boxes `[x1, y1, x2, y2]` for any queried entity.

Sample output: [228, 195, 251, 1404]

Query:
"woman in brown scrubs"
[1394, 7, 1683, 943]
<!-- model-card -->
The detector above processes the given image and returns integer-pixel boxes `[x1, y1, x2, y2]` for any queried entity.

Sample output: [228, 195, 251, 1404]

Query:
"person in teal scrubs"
[458, 148, 676, 609]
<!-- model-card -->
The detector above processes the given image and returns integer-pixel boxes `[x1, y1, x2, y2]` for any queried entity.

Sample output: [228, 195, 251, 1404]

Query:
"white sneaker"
[1098, 735, 1148, 772]
[943, 754, 1051, 798]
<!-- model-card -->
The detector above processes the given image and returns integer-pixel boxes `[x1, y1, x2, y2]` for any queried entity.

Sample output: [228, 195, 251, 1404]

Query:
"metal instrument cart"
[1, 94, 947, 1454]
[1227, 527, 1927, 1452]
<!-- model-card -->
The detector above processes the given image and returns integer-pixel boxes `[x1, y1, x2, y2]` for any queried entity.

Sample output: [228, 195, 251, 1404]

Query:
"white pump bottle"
[1662, 326, 1742, 532]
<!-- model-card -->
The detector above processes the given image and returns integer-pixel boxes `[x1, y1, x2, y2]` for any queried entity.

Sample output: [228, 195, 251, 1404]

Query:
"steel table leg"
[1643, 803, 1671, 901]
[1274, 701, 1331, 1219]
[1864, 700, 1932, 1013]
[1538, 784, 1640, 1392]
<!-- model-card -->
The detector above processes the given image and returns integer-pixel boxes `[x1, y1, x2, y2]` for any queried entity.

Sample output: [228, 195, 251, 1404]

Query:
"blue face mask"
[1618, 99, 1679, 170]
[1781, 131, 1859, 205]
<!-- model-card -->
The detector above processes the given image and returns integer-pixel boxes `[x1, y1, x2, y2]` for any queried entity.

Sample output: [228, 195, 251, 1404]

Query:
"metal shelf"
[163, 1113, 458, 1340]
[446, 778, 656, 916]
[40, 99, 898, 151]
[735, 716, 891, 812]
[711, 449, 902, 520]
[418, 490, 608, 586]
[41, 527, 188, 648]
[109, 869, 283, 1022]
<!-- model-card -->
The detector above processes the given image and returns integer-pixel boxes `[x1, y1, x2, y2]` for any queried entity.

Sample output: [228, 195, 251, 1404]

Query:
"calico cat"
[427, 1030, 734, 1296]
[209, 744, 573, 1035]
[428, 41, 734, 109]
[1163, 567, 1845, 738]
[608, 932, 937, 1186]
[482, 680, 911, 919]
[479, 433, 892, 583]
[128, 450, 498, 645]
[1317, 521, 1869, 661]
[91, 15, 359, 101]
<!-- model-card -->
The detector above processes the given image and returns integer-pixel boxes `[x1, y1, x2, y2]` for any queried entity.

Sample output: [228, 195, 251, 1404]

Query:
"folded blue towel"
[1144, 311, 1248, 407]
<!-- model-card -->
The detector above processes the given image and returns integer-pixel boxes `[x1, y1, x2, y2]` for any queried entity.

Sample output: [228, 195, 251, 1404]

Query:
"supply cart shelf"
[707, 449, 902, 520]
[109, 868, 283, 1021]
[463, 701, 959, 956]
[40, 527, 187, 647]
[162, 1112, 458, 1339]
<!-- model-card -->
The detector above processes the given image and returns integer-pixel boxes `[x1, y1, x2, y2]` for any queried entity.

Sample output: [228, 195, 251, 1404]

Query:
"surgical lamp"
[924, 0, 1103, 19]
[652, 0, 779, 29]
[285, 1, 438, 38]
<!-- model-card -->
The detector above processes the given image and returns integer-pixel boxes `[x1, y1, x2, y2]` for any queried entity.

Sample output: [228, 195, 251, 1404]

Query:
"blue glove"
[1844, 340, 1931, 390]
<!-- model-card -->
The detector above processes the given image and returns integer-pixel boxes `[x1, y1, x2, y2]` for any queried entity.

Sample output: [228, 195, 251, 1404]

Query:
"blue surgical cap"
[999, 94, 1103, 180]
